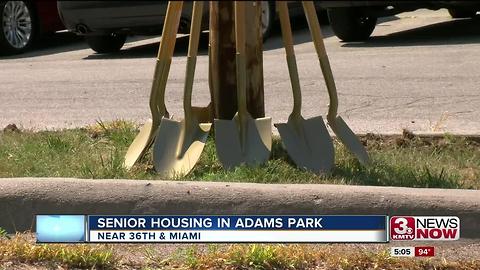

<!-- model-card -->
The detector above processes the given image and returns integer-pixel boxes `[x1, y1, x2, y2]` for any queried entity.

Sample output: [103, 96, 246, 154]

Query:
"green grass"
[0, 227, 7, 239]
[0, 234, 116, 269]
[0, 120, 479, 189]
[2, 235, 479, 270]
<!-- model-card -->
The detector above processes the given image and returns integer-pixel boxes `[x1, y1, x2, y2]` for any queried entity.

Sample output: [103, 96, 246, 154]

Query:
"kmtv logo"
[390, 216, 460, 241]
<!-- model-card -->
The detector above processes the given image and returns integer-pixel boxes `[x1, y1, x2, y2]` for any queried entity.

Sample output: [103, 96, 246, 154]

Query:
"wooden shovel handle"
[187, 2, 203, 58]
[158, 1, 183, 115]
[302, 2, 339, 120]
[150, 1, 184, 121]
[183, 1, 204, 121]
[149, 2, 183, 123]
[157, 1, 183, 60]
[277, 1, 302, 118]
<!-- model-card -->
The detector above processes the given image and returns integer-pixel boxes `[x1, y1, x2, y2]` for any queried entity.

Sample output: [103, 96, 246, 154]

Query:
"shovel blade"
[153, 118, 211, 177]
[214, 115, 272, 169]
[330, 116, 370, 165]
[124, 119, 154, 169]
[276, 116, 334, 173]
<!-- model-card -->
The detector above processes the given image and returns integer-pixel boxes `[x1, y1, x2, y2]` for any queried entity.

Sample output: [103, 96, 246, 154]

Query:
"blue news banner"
[36, 215, 388, 243]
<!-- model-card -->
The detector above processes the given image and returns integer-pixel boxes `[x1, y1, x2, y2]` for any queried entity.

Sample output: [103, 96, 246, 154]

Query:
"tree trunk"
[209, 1, 264, 120]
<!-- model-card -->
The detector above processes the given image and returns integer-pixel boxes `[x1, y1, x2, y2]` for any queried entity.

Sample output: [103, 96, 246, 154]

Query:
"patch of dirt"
[2, 124, 20, 133]
[360, 129, 480, 149]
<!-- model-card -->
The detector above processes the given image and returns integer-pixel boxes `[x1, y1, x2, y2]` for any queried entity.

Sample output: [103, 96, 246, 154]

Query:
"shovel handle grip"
[157, 1, 183, 60]
[302, 2, 339, 121]
[278, 2, 294, 56]
[278, 1, 302, 118]
[187, 1, 203, 58]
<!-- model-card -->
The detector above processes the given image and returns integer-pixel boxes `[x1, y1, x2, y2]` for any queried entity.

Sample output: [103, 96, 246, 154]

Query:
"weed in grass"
[184, 246, 200, 269]
[228, 244, 285, 269]
[0, 234, 117, 269]
[80, 148, 129, 179]
[143, 246, 173, 269]
[89, 119, 137, 147]
[0, 228, 8, 239]
[45, 134, 72, 153]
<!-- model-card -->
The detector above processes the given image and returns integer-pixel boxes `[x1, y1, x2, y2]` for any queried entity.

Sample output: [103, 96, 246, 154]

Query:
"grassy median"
[0, 120, 479, 189]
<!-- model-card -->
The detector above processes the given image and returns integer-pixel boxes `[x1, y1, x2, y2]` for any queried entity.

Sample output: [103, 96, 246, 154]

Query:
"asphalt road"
[1, 9, 480, 134]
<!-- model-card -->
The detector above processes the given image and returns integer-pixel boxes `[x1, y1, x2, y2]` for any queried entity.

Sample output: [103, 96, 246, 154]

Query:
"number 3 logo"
[394, 218, 413, 234]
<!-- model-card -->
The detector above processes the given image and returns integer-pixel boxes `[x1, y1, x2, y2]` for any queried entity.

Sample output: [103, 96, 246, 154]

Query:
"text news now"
[36, 215, 388, 243]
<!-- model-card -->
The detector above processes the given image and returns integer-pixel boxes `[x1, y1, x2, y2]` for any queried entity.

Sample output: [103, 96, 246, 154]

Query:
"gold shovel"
[153, 1, 212, 177]
[274, 1, 334, 173]
[214, 1, 272, 169]
[303, 1, 370, 165]
[123, 1, 183, 170]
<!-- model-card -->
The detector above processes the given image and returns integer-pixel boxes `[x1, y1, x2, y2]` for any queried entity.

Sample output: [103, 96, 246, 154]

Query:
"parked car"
[0, 0, 64, 55]
[57, 1, 325, 54]
[318, 1, 480, 41]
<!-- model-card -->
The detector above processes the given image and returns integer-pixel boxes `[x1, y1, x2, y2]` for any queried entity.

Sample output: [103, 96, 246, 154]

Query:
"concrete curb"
[1, 178, 479, 238]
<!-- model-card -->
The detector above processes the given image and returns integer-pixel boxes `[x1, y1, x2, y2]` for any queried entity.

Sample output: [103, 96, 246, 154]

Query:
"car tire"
[448, 8, 477, 18]
[86, 34, 127, 54]
[260, 1, 275, 40]
[327, 7, 377, 42]
[317, 9, 330, 25]
[0, 0, 37, 55]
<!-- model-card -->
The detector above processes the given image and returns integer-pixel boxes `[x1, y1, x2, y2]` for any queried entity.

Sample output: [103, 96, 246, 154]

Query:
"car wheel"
[260, 1, 275, 40]
[327, 7, 377, 42]
[448, 8, 477, 18]
[317, 9, 330, 25]
[86, 34, 127, 54]
[0, 0, 36, 55]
